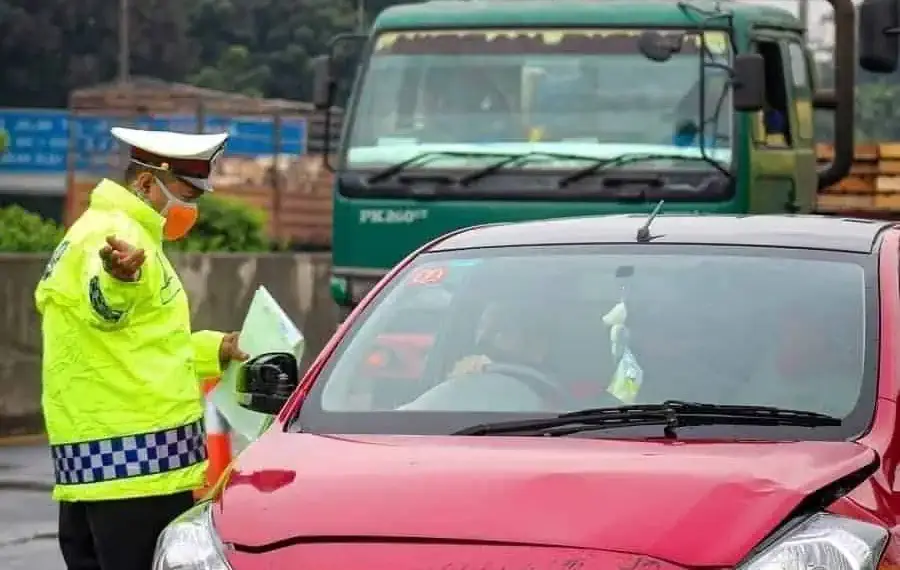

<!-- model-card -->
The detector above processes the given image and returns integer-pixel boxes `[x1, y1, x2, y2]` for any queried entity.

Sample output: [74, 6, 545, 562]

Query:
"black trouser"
[58, 491, 195, 570]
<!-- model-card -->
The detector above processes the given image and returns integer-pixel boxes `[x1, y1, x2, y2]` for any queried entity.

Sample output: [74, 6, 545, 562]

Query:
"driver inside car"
[398, 301, 560, 412]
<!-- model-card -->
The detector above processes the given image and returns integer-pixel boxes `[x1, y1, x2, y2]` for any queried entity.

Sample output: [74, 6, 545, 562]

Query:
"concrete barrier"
[0, 253, 339, 437]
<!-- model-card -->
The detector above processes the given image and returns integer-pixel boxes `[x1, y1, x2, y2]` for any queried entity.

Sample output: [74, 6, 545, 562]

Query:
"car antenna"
[636, 200, 664, 243]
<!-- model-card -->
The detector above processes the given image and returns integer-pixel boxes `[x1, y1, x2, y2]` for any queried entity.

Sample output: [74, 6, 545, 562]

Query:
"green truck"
[314, 0, 898, 313]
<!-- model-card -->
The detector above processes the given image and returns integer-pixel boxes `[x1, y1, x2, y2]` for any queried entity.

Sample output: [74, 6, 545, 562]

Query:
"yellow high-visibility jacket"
[35, 179, 223, 502]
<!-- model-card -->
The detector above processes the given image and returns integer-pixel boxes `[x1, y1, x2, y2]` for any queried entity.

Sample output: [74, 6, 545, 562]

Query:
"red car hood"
[214, 432, 877, 567]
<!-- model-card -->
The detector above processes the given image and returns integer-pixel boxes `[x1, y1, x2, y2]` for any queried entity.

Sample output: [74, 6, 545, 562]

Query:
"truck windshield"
[344, 28, 733, 172]
[297, 245, 874, 441]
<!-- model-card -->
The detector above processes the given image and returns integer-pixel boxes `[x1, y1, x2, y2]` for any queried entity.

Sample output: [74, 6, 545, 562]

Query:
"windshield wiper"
[452, 400, 841, 438]
[457, 151, 596, 186]
[367, 150, 524, 185]
[557, 153, 728, 188]
[369, 150, 597, 187]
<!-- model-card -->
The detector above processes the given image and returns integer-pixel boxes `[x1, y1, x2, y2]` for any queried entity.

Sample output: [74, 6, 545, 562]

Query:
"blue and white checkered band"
[50, 420, 207, 485]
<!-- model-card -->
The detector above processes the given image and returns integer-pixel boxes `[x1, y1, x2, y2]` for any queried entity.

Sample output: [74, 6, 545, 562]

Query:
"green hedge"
[165, 193, 274, 253]
[0, 194, 277, 253]
[0, 128, 8, 155]
[0, 205, 65, 252]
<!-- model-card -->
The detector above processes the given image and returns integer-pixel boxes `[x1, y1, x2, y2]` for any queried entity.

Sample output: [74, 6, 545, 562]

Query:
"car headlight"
[151, 501, 231, 570]
[738, 512, 889, 570]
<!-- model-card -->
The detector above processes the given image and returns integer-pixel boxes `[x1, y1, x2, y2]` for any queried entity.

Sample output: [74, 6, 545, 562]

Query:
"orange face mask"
[156, 177, 199, 241]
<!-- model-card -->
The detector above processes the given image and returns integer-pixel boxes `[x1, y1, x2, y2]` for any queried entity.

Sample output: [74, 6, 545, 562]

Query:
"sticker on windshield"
[607, 348, 644, 404]
[410, 266, 447, 286]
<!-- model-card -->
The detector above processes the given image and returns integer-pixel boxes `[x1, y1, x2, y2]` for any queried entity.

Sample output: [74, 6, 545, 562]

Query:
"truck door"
[747, 33, 810, 213]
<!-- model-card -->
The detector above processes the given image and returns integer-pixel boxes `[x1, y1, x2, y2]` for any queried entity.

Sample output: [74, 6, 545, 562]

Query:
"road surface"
[0, 433, 249, 570]
[0, 443, 63, 570]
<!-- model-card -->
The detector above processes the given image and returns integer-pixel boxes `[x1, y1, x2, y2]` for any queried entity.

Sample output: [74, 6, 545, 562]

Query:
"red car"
[153, 214, 900, 570]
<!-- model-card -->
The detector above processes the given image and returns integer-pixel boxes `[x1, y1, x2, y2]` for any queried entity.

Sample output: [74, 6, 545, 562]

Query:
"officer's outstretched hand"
[219, 332, 249, 369]
[100, 235, 145, 282]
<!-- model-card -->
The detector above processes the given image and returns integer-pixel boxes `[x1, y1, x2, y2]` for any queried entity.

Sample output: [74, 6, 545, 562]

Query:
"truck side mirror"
[235, 352, 300, 415]
[812, 90, 836, 110]
[731, 54, 766, 112]
[312, 55, 334, 111]
[859, 0, 900, 73]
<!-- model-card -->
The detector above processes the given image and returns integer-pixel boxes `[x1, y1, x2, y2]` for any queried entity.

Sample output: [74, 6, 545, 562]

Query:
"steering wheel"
[486, 362, 635, 411]
[483, 363, 576, 410]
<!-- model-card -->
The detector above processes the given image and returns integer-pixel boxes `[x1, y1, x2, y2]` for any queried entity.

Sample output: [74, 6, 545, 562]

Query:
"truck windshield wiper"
[368, 150, 596, 187]
[452, 400, 841, 438]
[557, 153, 729, 188]
[457, 151, 595, 185]
[367, 150, 523, 185]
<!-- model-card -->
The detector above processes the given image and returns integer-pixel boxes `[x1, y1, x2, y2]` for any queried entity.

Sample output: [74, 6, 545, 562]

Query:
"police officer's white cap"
[110, 127, 229, 193]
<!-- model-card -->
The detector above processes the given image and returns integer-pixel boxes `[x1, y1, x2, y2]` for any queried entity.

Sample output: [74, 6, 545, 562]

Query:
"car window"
[348, 284, 453, 410]
[304, 245, 872, 439]
[786, 41, 814, 141]
[345, 28, 733, 166]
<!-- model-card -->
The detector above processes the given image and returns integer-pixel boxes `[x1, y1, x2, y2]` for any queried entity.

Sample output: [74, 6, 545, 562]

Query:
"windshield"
[297, 245, 874, 440]
[344, 28, 734, 171]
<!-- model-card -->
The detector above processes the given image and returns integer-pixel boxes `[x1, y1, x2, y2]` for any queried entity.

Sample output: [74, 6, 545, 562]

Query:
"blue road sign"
[0, 109, 69, 173]
[205, 116, 307, 156]
[0, 109, 308, 175]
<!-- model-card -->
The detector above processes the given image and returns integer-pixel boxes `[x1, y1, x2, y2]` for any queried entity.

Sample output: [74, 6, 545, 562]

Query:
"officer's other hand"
[100, 235, 145, 282]
[219, 332, 249, 369]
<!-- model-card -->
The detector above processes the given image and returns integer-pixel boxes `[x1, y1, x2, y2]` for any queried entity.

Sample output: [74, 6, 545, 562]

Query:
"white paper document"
[210, 286, 305, 441]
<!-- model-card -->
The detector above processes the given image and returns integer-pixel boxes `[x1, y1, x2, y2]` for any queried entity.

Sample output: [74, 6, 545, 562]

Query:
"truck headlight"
[151, 501, 231, 570]
[738, 512, 888, 570]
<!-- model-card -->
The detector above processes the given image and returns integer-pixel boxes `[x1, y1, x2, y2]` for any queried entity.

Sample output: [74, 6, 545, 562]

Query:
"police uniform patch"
[88, 276, 124, 322]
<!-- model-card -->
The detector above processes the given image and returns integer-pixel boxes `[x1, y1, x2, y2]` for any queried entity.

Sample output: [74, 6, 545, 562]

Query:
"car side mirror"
[235, 352, 300, 415]
[731, 53, 766, 112]
[859, 0, 900, 73]
[312, 55, 334, 111]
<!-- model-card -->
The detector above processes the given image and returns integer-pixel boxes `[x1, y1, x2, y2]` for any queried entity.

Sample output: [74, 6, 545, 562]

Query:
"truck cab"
[314, 0, 863, 312]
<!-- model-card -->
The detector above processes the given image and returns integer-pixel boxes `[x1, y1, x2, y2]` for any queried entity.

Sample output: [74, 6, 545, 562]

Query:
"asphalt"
[0, 443, 54, 492]
[0, 426, 252, 570]
[0, 436, 250, 570]
[0, 443, 62, 569]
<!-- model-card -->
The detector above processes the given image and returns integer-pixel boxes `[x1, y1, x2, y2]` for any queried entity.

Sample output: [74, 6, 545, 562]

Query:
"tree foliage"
[855, 81, 900, 142]
[0, 0, 374, 107]
[186, 0, 357, 101]
[0, 0, 196, 107]
[813, 58, 900, 143]
[0, 204, 65, 252]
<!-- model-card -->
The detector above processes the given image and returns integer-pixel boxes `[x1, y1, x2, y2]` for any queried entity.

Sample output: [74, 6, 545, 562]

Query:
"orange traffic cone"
[194, 378, 233, 500]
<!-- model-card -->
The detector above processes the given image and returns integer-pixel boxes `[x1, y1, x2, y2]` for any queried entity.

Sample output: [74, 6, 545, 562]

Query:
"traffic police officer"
[35, 127, 249, 570]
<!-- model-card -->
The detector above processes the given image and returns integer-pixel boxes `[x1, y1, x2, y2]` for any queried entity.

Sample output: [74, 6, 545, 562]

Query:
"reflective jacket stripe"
[51, 419, 206, 485]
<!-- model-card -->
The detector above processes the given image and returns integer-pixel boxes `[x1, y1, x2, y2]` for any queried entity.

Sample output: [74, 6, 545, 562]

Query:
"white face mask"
[154, 176, 199, 241]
